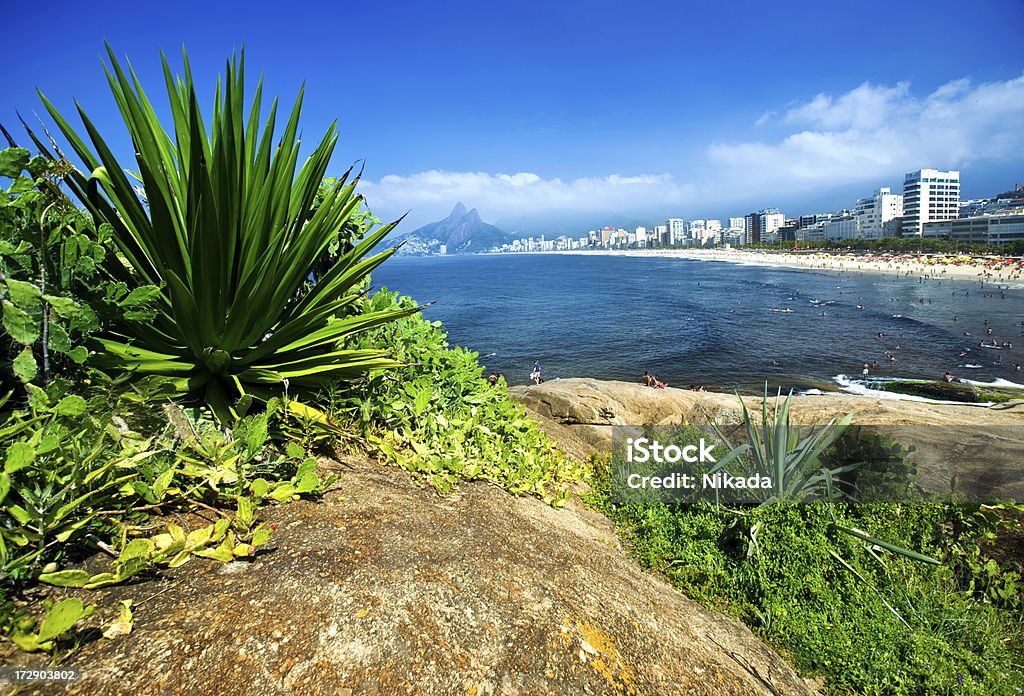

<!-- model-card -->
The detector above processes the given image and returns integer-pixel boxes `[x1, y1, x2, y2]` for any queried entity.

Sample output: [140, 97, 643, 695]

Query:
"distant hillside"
[397, 203, 511, 254]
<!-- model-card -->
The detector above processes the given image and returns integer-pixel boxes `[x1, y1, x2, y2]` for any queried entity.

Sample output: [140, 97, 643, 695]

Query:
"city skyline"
[3, 1, 1023, 232]
[489, 168, 1023, 253]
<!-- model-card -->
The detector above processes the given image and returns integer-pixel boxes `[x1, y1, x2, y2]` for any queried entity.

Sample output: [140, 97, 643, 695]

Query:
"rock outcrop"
[511, 378, 1024, 501]
[8, 458, 815, 696]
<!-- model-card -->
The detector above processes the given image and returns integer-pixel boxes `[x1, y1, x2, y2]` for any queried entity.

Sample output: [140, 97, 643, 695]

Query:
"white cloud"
[360, 170, 696, 227]
[359, 74, 1024, 228]
[709, 74, 1024, 188]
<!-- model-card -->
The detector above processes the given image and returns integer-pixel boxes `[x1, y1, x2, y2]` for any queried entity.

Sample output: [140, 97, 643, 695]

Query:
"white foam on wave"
[962, 377, 1024, 389]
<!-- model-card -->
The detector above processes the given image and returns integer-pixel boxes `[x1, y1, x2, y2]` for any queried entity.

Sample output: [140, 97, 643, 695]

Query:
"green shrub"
[587, 426, 1024, 695]
[1, 147, 160, 394]
[0, 373, 338, 653]
[333, 289, 586, 502]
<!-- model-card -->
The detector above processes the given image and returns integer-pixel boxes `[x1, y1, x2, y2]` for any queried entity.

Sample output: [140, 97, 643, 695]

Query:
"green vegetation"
[874, 379, 1022, 404]
[708, 388, 856, 507]
[586, 404, 1024, 694]
[31, 46, 416, 420]
[333, 289, 584, 502]
[1, 46, 588, 658]
[776, 236, 1024, 256]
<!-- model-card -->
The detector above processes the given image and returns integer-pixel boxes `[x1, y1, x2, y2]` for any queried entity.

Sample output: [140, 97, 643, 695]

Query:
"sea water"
[372, 253, 1024, 393]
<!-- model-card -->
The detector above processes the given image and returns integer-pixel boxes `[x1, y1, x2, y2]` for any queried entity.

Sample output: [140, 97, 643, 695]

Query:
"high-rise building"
[728, 217, 746, 232]
[853, 187, 903, 239]
[760, 210, 785, 242]
[667, 218, 686, 245]
[653, 224, 668, 246]
[687, 219, 706, 239]
[745, 209, 784, 244]
[902, 169, 960, 236]
[743, 212, 761, 245]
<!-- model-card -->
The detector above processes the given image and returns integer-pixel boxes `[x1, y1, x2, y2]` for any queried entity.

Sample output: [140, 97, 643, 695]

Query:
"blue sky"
[5, 0, 1023, 233]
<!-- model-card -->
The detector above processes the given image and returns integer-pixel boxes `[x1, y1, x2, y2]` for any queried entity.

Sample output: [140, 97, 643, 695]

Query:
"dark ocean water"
[371, 253, 1024, 393]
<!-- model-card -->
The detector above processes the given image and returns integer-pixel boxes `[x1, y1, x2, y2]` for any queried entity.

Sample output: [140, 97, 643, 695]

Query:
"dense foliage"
[0, 148, 160, 395]
[334, 289, 585, 503]
[1, 43, 593, 655]
[587, 423, 1024, 695]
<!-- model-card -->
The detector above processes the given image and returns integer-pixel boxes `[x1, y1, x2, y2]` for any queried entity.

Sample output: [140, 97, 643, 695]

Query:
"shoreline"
[549, 248, 1024, 286]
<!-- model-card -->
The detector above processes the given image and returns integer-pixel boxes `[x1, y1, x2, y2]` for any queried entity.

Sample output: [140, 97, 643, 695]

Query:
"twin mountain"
[394, 203, 512, 254]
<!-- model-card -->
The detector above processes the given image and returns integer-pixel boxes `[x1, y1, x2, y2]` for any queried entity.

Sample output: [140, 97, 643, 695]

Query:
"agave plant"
[709, 386, 858, 507]
[26, 46, 415, 418]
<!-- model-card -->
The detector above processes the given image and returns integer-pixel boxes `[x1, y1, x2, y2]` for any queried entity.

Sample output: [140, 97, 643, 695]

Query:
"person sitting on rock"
[641, 371, 654, 387]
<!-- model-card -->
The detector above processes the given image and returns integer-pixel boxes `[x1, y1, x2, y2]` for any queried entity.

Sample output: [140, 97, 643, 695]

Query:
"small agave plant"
[708, 385, 857, 507]
[27, 45, 416, 419]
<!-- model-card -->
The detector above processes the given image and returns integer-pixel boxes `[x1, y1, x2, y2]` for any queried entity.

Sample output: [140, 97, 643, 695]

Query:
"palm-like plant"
[27, 46, 416, 418]
[710, 386, 857, 507]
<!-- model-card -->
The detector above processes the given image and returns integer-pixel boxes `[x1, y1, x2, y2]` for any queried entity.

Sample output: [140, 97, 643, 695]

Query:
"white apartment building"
[853, 187, 903, 239]
[822, 216, 859, 241]
[687, 219, 706, 239]
[902, 168, 960, 236]
[796, 223, 826, 242]
[728, 217, 746, 232]
[653, 224, 668, 245]
[760, 211, 785, 243]
[634, 226, 648, 245]
[667, 218, 686, 245]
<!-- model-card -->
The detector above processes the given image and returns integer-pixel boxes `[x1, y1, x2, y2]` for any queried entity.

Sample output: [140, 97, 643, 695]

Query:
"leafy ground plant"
[333, 289, 586, 503]
[1, 146, 159, 392]
[0, 377, 337, 654]
[585, 424, 1024, 695]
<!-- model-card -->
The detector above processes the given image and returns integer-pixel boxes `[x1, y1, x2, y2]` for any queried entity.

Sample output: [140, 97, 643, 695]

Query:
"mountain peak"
[400, 204, 511, 254]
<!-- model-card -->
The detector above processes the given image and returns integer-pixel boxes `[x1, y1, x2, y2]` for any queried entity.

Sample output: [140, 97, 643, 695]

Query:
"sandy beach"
[556, 248, 1024, 286]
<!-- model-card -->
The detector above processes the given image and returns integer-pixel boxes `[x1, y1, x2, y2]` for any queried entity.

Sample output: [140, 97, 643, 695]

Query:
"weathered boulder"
[510, 379, 1024, 502]
[7, 459, 815, 695]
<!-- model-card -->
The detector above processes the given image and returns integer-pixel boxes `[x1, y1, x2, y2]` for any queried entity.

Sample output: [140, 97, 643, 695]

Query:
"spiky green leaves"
[39, 46, 414, 414]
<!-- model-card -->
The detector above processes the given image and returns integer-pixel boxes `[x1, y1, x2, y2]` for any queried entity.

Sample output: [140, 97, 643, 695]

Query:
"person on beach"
[531, 361, 543, 385]
[641, 371, 654, 387]
[862, 363, 870, 378]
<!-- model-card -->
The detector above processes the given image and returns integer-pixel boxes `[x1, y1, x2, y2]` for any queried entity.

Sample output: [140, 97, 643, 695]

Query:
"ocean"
[371, 253, 1024, 394]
